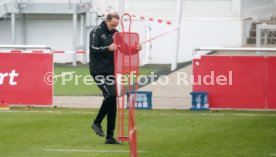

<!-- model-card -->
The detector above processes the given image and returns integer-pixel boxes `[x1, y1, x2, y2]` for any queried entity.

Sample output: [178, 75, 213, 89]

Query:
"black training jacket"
[89, 21, 118, 74]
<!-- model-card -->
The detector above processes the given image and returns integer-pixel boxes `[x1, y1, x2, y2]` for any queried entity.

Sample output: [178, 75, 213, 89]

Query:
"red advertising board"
[0, 53, 53, 105]
[193, 56, 276, 109]
[267, 56, 276, 109]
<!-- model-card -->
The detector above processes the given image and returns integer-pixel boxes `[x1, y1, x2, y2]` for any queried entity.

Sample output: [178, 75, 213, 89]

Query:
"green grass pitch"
[54, 64, 157, 96]
[1, 108, 276, 157]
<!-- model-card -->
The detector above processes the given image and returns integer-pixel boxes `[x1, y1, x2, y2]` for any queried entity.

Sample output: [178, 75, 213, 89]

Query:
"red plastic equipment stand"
[114, 13, 139, 157]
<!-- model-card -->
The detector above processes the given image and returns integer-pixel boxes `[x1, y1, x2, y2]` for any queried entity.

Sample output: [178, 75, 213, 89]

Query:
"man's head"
[106, 13, 120, 31]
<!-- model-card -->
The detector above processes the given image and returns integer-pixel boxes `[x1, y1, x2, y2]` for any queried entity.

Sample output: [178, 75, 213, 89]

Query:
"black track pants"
[91, 73, 117, 139]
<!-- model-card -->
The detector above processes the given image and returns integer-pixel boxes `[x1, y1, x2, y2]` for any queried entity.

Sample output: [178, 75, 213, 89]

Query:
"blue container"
[190, 92, 209, 110]
[127, 91, 152, 110]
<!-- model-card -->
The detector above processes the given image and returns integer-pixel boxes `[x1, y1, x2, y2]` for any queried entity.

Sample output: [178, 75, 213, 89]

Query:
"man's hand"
[137, 44, 143, 51]
[108, 43, 118, 52]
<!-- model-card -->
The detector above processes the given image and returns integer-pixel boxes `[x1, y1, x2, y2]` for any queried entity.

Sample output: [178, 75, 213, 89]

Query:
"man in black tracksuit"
[89, 13, 120, 144]
[90, 13, 142, 144]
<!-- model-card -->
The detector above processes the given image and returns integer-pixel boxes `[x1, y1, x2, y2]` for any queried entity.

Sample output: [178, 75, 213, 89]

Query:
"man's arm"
[90, 28, 109, 54]
[90, 28, 118, 53]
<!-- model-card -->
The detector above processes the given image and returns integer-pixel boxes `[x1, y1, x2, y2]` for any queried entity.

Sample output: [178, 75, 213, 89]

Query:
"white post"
[117, 0, 125, 96]
[256, 24, 261, 53]
[264, 30, 268, 46]
[72, 13, 77, 66]
[83, 13, 88, 64]
[21, 14, 27, 45]
[256, 35, 261, 55]
[68, 0, 72, 9]
[11, 13, 16, 44]
[80, 13, 87, 63]
[118, 0, 125, 32]
[256, 23, 265, 55]
[116, 74, 122, 96]
[145, 20, 152, 64]
[119, 0, 125, 16]
[80, 14, 84, 49]
[171, 0, 182, 71]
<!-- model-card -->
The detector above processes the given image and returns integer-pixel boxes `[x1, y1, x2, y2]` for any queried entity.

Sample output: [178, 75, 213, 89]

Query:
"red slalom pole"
[114, 13, 139, 157]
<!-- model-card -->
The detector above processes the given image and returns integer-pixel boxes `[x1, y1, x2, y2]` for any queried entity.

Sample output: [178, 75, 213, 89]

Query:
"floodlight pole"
[171, 0, 182, 71]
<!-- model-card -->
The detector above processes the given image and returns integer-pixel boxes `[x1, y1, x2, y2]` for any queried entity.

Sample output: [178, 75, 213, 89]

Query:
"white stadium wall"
[94, 0, 243, 64]
[0, 0, 276, 64]
[0, 14, 84, 63]
[129, 18, 242, 64]
[241, 0, 276, 20]
[102, 0, 237, 18]
[0, 14, 79, 49]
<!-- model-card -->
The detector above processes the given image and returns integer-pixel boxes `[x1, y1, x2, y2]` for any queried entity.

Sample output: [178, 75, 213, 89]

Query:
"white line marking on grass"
[269, 154, 276, 156]
[0, 110, 95, 114]
[200, 113, 276, 117]
[43, 149, 146, 153]
[158, 113, 276, 117]
[54, 72, 76, 78]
